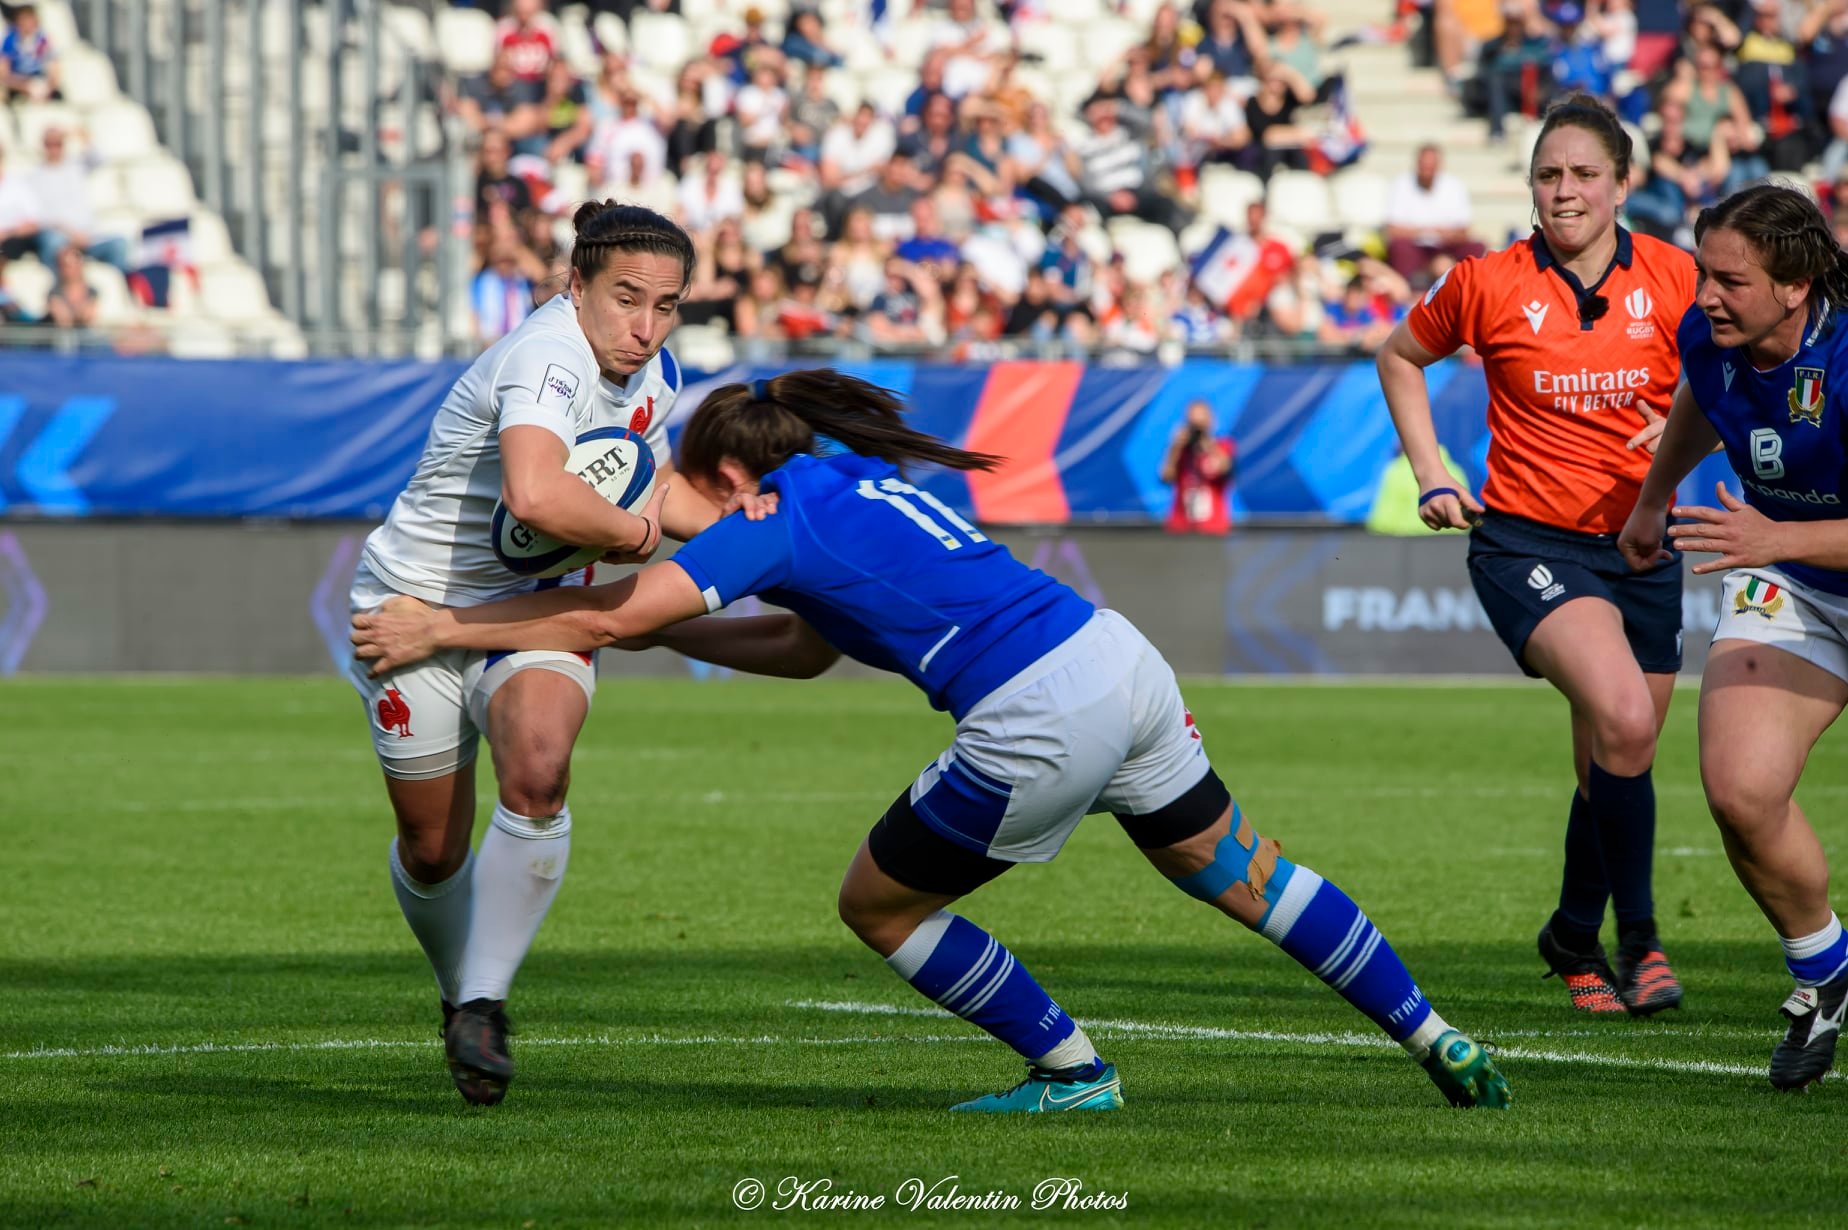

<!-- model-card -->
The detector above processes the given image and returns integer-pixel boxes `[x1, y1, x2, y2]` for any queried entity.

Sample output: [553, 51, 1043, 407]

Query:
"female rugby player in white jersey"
[350, 202, 715, 1106]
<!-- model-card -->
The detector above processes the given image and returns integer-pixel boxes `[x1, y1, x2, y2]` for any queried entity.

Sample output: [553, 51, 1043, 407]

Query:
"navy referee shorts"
[1466, 510, 1684, 678]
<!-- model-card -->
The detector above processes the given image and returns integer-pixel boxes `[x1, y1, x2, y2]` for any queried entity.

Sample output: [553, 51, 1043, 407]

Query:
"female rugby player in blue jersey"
[1620, 184, 1848, 1090]
[353, 370, 1511, 1112]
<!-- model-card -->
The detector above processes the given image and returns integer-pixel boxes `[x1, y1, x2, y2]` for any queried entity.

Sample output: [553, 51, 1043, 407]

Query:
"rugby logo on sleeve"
[538, 364, 580, 409]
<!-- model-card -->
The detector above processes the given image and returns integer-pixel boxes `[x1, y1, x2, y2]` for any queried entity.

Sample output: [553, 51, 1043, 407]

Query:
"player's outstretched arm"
[629, 614, 841, 678]
[351, 563, 709, 674]
[1619, 382, 1722, 572]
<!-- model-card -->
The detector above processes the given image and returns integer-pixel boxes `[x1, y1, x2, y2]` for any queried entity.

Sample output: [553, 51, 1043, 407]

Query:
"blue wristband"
[1418, 487, 1460, 506]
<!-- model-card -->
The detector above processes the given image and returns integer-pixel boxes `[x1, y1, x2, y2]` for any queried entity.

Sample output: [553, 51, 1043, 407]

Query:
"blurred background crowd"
[8, 1, 1848, 360]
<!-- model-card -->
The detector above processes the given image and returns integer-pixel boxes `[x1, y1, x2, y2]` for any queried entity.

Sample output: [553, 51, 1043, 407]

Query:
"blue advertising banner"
[0, 352, 1737, 524]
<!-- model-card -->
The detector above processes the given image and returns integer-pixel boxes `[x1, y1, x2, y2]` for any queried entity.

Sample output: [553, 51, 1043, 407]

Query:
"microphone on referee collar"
[1578, 293, 1609, 330]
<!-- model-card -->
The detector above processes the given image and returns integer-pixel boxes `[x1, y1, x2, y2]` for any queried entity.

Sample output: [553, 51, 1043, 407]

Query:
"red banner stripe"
[963, 360, 1081, 524]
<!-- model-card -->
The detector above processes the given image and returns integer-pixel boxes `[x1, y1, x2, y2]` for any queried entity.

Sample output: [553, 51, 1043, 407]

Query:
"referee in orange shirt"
[1376, 94, 1697, 1018]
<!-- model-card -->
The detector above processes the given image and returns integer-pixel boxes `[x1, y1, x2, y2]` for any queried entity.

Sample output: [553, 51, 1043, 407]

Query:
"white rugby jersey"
[359, 294, 680, 607]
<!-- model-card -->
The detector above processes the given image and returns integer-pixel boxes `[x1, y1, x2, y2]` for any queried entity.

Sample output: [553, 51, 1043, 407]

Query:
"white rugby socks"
[457, 803, 573, 1003]
[389, 839, 473, 1006]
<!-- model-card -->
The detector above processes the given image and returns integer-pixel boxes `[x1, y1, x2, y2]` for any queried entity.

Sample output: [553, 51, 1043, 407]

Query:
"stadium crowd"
[450, 0, 1405, 354]
[440, 0, 1848, 356]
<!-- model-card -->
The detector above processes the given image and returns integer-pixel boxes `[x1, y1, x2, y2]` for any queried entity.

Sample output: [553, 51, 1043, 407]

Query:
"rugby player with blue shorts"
[1622, 184, 1848, 1090]
[353, 370, 1512, 1112]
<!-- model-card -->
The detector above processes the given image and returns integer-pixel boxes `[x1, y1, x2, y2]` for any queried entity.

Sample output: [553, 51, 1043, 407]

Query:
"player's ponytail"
[1695, 183, 1848, 313]
[681, 371, 1002, 481]
[568, 200, 695, 287]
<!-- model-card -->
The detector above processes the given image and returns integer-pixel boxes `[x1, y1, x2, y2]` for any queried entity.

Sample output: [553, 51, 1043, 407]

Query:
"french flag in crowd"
[1190, 225, 1295, 320]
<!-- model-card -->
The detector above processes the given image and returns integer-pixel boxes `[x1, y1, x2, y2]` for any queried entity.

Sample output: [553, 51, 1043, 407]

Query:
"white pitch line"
[1, 1034, 989, 1062]
[1, 1005, 1785, 1082]
[787, 1000, 1780, 1080]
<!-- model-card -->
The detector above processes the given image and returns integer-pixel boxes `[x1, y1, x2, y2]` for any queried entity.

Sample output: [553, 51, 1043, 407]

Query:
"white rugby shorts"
[1711, 567, 1848, 684]
[907, 609, 1213, 862]
[347, 561, 597, 778]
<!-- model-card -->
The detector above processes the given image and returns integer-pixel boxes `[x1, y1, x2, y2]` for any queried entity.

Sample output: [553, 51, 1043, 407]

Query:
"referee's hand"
[1416, 485, 1485, 532]
[1626, 404, 1666, 453]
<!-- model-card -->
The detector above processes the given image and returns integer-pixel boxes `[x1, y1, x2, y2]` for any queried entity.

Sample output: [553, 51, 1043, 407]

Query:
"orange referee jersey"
[1406, 229, 1697, 535]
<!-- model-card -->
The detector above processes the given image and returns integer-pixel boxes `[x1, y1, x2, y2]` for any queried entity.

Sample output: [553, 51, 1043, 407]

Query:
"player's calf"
[1122, 772, 1509, 1108]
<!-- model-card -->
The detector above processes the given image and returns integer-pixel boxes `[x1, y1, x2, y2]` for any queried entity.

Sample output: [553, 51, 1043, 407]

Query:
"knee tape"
[1168, 806, 1293, 906]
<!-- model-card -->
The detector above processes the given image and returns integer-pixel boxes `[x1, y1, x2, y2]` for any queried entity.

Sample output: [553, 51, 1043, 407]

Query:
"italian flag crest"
[1735, 576, 1786, 619]
[1789, 367, 1825, 426]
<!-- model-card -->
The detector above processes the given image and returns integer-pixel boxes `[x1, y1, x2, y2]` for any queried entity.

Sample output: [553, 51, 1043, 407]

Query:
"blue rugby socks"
[1588, 761, 1657, 944]
[1783, 914, 1848, 987]
[1550, 786, 1609, 953]
[887, 911, 1100, 1072]
[1258, 863, 1444, 1052]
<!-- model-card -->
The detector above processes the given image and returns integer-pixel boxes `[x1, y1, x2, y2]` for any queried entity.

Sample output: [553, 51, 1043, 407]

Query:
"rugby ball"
[491, 426, 657, 578]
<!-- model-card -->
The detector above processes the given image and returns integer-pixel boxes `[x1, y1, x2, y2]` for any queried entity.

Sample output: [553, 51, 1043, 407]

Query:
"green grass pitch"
[4, 674, 1845, 1228]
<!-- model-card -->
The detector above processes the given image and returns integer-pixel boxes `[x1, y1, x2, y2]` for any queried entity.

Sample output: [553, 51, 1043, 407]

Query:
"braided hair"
[568, 200, 695, 288]
[1695, 183, 1848, 313]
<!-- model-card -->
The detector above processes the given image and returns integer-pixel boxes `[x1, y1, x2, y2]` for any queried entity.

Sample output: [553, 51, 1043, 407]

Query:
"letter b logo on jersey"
[1750, 427, 1785, 479]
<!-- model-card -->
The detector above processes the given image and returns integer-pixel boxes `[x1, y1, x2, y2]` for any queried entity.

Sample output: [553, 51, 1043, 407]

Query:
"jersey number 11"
[855, 478, 990, 550]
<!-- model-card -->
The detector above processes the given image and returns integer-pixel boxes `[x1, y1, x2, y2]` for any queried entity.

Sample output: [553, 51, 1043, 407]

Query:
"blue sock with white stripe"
[886, 911, 1098, 1070]
[1259, 862, 1435, 1045]
[1783, 914, 1848, 987]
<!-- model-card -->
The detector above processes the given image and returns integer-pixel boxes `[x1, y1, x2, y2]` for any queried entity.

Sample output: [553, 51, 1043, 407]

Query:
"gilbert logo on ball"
[491, 426, 657, 578]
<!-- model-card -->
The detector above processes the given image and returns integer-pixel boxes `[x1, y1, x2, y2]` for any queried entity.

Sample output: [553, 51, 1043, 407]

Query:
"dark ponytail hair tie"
[749, 378, 772, 403]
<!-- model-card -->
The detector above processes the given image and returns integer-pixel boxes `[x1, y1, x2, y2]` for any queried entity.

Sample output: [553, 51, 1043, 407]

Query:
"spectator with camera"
[1161, 399, 1236, 535]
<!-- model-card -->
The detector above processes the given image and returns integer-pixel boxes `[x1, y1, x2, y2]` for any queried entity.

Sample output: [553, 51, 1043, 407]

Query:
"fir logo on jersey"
[1733, 576, 1787, 620]
[538, 363, 580, 409]
[1788, 367, 1825, 427]
[630, 395, 654, 434]
[376, 688, 414, 738]
[1522, 300, 1549, 335]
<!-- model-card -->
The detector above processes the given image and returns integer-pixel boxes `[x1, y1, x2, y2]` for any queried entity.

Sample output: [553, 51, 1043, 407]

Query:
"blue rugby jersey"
[670, 453, 1095, 718]
[1678, 304, 1848, 595]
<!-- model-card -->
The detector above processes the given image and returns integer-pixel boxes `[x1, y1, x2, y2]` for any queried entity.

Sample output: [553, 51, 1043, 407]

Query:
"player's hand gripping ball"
[490, 426, 657, 577]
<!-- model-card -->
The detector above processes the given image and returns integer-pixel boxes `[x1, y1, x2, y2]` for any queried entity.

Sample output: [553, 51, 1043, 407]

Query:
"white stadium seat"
[84, 100, 161, 163]
[1197, 165, 1266, 228]
[88, 262, 137, 325]
[558, 11, 601, 77]
[187, 212, 234, 265]
[199, 263, 275, 321]
[435, 5, 497, 76]
[166, 319, 238, 359]
[591, 12, 629, 57]
[36, 2, 79, 54]
[58, 49, 118, 108]
[381, 4, 436, 60]
[122, 158, 199, 219]
[1080, 19, 1143, 71]
[1266, 170, 1335, 234]
[1107, 217, 1181, 286]
[1333, 172, 1390, 231]
[8, 258, 52, 318]
[628, 12, 692, 73]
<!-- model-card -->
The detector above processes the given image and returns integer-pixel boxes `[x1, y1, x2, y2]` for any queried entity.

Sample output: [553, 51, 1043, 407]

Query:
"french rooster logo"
[376, 688, 413, 738]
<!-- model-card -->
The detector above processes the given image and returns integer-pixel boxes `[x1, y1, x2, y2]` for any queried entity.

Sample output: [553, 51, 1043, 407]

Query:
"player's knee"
[836, 882, 899, 951]
[398, 832, 465, 883]
[1701, 766, 1787, 837]
[497, 762, 571, 817]
[1592, 697, 1659, 774]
